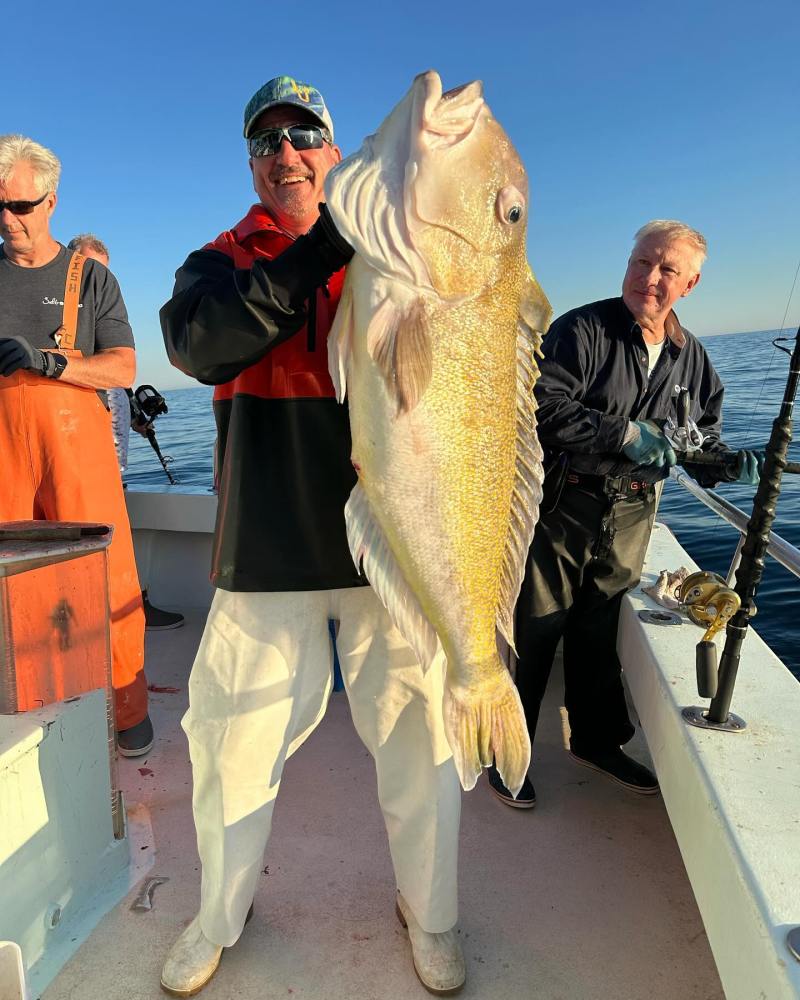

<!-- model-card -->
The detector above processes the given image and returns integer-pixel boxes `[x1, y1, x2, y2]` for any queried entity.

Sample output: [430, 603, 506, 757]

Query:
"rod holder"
[682, 705, 747, 733]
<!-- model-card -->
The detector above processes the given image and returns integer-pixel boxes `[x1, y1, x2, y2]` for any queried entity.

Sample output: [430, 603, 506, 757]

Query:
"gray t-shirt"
[0, 244, 134, 354]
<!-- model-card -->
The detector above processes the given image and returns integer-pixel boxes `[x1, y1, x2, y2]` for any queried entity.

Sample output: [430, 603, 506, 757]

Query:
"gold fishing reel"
[677, 571, 741, 642]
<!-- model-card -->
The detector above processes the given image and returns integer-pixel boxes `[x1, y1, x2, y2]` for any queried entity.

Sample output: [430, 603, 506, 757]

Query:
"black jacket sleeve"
[160, 211, 352, 386]
[534, 311, 630, 455]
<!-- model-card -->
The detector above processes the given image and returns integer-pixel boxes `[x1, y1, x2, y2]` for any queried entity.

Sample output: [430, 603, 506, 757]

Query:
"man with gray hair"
[67, 231, 109, 261]
[487, 220, 765, 808]
[0, 135, 152, 754]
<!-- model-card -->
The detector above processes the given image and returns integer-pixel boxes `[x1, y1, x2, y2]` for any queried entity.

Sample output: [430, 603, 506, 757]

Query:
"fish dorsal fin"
[368, 296, 433, 415]
[495, 269, 551, 649]
[518, 266, 551, 358]
[345, 482, 439, 669]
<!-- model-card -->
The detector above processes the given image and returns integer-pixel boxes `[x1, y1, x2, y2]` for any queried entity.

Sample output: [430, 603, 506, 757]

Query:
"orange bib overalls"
[0, 252, 147, 730]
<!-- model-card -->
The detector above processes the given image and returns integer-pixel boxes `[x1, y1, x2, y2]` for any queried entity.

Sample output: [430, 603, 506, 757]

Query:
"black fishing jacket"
[160, 204, 365, 593]
[535, 296, 727, 485]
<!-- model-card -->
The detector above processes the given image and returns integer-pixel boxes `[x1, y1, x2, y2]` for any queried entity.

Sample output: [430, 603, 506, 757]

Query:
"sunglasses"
[248, 124, 332, 159]
[0, 192, 49, 215]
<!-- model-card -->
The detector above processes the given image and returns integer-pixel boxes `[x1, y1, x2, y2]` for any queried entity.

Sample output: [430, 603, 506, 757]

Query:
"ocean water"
[125, 328, 799, 680]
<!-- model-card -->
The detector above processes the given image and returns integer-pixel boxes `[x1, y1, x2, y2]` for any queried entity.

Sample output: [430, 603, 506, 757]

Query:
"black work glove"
[718, 449, 767, 485]
[253, 202, 355, 311]
[0, 336, 47, 377]
[307, 202, 355, 272]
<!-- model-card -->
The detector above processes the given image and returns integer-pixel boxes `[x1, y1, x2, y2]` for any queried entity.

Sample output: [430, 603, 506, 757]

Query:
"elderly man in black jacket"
[487, 220, 764, 808]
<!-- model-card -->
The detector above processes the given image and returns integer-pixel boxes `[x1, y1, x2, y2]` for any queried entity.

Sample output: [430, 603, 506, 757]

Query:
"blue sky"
[8, 0, 800, 389]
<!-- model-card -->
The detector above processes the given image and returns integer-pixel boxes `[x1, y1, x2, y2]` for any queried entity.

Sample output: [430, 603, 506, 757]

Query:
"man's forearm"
[160, 253, 304, 385]
[536, 394, 630, 456]
[44, 347, 136, 389]
[161, 215, 352, 386]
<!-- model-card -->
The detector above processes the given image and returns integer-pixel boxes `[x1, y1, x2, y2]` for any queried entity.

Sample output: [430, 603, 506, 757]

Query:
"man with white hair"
[0, 135, 151, 755]
[487, 220, 765, 807]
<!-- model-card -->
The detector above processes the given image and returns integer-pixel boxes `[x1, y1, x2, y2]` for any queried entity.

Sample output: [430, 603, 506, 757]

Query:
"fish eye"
[496, 185, 526, 226]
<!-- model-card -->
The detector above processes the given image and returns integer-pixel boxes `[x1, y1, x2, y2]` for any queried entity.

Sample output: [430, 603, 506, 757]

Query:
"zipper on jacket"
[306, 283, 331, 352]
[307, 291, 317, 352]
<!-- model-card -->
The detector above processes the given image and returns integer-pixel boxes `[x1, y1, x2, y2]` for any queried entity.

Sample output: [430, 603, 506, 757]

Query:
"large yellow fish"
[324, 71, 551, 795]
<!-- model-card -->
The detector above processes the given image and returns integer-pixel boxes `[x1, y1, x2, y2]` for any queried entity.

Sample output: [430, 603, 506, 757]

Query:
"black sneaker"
[142, 590, 184, 631]
[117, 714, 154, 757]
[569, 747, 659, 794]
[487, 763, 536, 809]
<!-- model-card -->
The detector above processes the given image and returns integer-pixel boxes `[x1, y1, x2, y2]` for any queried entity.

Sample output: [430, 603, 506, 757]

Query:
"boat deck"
[43, 611, 724, 1000]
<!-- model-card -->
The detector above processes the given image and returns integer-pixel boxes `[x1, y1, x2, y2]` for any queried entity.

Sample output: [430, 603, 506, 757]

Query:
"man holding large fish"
[160, 70, 548, 996]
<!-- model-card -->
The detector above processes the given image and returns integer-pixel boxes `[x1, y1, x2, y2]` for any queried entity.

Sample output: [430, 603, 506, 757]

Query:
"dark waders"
[514, 475, 658, 755]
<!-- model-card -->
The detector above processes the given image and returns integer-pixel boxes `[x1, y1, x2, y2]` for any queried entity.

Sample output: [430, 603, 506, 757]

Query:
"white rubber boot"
[396, 892, 466, 996]
[160, 917, 223, 997]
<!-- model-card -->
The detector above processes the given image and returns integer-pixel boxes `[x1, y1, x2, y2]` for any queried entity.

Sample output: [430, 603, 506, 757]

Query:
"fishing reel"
[678, 571, 741, 640]
[127, 384, 179, 485]
[677, 571, 741, 698]
[664, 387, 706, 453]
[131, 384, 168, 428]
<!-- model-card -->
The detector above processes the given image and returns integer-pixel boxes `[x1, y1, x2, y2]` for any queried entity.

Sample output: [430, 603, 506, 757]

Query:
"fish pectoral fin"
[367, 297, 432, 415]
[443, 671, 531, 796]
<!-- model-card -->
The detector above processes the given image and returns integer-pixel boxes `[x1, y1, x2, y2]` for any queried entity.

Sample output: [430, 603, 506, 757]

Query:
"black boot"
[142, 589, 184, 631]
[569, 746, 659, 794]
[486, 763, 536, 809]
[117, 713, 154, 757]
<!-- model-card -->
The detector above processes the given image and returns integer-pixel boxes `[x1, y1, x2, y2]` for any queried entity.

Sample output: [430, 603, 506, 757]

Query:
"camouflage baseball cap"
[243, 76, 334, 140]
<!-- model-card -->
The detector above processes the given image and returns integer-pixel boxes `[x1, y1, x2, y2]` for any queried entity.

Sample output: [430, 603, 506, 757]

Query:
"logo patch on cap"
[243, 76, 334, 140]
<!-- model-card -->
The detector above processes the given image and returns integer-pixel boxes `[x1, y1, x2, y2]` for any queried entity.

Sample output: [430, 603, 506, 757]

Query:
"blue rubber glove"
[0, 336, 46, 377]
[733, 449, 766, 485]
[622, 420, 677, 468]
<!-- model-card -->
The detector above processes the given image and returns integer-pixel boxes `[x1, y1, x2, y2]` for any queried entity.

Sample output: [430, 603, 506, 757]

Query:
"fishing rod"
[689, 324, 800, 728]
[674, 450, 800, 476]
[670, 387, 800, 476]
[128, 385, 179, 486]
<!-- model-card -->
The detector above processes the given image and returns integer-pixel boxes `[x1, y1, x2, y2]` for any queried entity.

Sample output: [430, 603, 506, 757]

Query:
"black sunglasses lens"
[249, 126, 326, 158]
[248, 132, 280, 157]
[0, 201, 33, 215]
[287, 126, 323, 150]
[0, 192, 47, 214]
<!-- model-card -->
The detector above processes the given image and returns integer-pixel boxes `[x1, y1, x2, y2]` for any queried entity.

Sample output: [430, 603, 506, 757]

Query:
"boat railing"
[668, 467, 800, 582]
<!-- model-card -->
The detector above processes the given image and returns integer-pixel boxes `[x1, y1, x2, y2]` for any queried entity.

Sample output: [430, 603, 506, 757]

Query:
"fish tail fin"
[443, 668, 531, 796]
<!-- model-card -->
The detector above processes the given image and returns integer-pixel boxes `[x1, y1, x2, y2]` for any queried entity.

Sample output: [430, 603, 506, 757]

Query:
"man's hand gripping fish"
[324, 71, 551, 796]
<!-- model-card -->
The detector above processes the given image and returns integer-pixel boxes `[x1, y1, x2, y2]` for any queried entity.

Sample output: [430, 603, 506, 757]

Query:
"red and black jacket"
[160, 204, 365, 592]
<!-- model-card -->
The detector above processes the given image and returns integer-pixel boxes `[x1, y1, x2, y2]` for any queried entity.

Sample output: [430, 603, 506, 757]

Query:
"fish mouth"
[414, 70, 484, 142]
[407, 71, 487, 255]
[441, 82, 476, 102]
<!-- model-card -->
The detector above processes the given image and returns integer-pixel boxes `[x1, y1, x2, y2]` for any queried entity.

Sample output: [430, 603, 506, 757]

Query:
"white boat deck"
[43, 610, 723, 1000]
